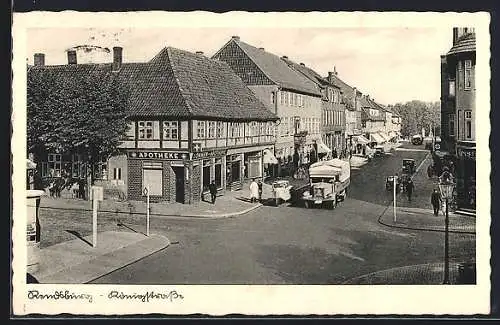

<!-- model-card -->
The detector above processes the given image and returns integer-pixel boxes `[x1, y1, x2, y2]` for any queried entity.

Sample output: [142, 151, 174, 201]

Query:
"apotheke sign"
[128, 151, 189, 160]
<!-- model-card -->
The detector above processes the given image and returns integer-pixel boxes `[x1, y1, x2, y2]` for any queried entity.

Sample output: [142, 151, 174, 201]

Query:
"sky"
[26, 27, 453, 105]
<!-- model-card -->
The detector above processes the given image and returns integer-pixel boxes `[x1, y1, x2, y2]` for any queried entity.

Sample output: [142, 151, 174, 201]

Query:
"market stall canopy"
[354, 135, 370, 145]
[370, 133, 385, 144]
[27, 159, 37, 170]
[316, 141, 332, 154]
[263, 149, 278, 164]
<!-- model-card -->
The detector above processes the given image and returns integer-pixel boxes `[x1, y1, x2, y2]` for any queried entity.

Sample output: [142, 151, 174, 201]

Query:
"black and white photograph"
[12, 11, 490, 315]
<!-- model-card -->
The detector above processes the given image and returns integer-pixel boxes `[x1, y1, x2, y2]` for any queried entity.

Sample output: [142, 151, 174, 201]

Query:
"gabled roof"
[215, 38, 321, 96]
[281, 58, 338, 90]
[28, 47, 278, 121]
[324, 73, 359, 111]
[360, 96, 385, 121]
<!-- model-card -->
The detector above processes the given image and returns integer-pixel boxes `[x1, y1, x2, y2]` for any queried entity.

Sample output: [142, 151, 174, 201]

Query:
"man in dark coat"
[431, 188, 442, 216]
[208, 180, 217, 204]
[257, 179, 263, 202]
[406, 179, 414, 202]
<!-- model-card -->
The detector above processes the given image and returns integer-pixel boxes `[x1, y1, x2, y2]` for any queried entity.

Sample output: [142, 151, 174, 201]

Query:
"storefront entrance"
[172, 166, 185, 203]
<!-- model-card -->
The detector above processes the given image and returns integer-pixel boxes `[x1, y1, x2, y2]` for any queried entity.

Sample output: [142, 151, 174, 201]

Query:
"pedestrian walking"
[427, 164, 434, 178]
[431, 188, 442, 216]
[257, 179, 263, 202]
[208, 180, 217, 204]
[406, 178, 414, 202]
[249, 178, 259, 203]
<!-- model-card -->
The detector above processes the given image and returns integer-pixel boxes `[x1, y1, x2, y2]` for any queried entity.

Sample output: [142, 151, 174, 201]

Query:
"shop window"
[138, 121, 153, 139]
[465, 60, 472, 90]
[113, 168, 122, 180]
[46, 154, 62, 177]
[202, 159, 211, 192]
[163, 121, 178, 140]
[143, 166, 162, 196]
[197, 121, 206, 139]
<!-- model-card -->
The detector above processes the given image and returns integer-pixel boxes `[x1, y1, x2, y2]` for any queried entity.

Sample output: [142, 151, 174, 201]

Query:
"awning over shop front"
[354, 135, 370, 145]
[316, 141, 332, 154]
[370, 133, 385, 144]
[263, 149, 278, 164]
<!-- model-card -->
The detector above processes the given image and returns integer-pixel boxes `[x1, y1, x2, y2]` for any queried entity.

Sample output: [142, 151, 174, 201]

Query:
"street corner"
[30, 230, 170, 284]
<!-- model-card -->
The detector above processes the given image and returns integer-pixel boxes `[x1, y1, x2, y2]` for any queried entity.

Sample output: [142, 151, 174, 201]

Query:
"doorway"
[172, 166, 185, 203]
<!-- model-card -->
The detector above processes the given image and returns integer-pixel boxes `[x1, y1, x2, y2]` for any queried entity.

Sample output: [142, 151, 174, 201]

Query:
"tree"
[390, 100, 441, 138]
[27, 66, 130, 199]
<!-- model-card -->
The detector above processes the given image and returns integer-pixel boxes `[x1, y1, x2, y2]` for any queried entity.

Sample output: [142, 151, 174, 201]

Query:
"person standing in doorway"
[431, 188, 442, 216]
[249, 178, 259, 203]
[406, 178, 414, 202]
[209, 180, 217, 204]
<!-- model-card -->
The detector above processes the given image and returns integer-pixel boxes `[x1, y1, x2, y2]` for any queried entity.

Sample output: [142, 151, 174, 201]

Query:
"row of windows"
[326, 88, 341, 104]
[323, 110, 344, 126]
[138, 121, 178, 140]
[278, 91, 310, 108]
[196, 121, 275, 140]
[448, 111, 473, 139]
[278, 117, 321, 136]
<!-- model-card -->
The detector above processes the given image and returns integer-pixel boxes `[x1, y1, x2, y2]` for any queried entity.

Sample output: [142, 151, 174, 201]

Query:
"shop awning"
[355, 135, 370, 145]
[27, 159, 37, 169]
[316, 141, 332, 154]
[370, 133, 385, 144]
[263, 149, 278, 164]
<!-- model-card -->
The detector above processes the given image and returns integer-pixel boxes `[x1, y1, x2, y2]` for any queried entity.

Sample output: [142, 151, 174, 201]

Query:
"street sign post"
[393, 176, 397, 223]
[144, 186, 150, 236]
[91, 186, 104, 247]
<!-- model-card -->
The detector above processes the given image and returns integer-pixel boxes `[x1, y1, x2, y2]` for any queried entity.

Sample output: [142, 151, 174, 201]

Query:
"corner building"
[30, 46, 277, 203]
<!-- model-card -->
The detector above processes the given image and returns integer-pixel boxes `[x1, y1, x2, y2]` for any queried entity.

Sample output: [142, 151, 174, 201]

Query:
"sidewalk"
[342, 261, 473, 285]
[379, 205, 476, 234]
[30, 230, 170, 284]
[39, 186, 264, 219]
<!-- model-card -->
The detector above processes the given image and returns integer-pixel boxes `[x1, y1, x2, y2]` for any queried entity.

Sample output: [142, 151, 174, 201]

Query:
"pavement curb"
[35, 233, 170, 284]
[40, 202, 264, 220]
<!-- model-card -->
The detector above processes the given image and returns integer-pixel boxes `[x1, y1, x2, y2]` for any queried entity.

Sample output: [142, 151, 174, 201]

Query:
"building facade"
[360, 95, 387, 146]
[213, 36, 323, 175]
[29, 46, 278, 203]
[281, 60, 346, 158]
[440, 27, 476, 212]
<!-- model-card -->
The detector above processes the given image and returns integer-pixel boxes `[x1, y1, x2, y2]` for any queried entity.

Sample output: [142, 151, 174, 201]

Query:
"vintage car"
[411, 134, 423, 145]
[402, 158, 416, 174]
[302, 159, 350, 209]
[385, 175, 401, 192]
[374, 145, 385, 157]
[272, 180, 293, 206]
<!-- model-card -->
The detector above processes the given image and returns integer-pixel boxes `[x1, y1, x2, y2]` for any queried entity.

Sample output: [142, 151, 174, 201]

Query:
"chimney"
[328, 71, 334, 83]
[231, 35, 240, 41]
[34, 53, 45, 66]
[281, 56, 288, 60]
[299, 63, 305, 66]
[452, 27, 459, 45]
[334, 66, 338, 75]
[67, 50, 77, 65]
[113, 46, 123, 71]
[259, 47, 265, 51]
[195, 51, 204, 55]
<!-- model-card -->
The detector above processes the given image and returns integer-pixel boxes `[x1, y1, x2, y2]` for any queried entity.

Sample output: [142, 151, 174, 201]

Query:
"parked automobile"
[402, 158, 416, 174]
[423, 137, 433, 150]
[272, 180, 293, 206]
[385, 175, 401, 192]
[374, 145, 385, 157]
[411, 134, 423, 145]
[302, 159, 350, 209]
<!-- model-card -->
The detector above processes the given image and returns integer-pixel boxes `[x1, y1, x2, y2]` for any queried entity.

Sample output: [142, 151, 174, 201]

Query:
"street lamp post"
[439, 177, 455, 285]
